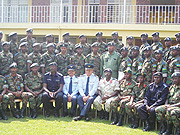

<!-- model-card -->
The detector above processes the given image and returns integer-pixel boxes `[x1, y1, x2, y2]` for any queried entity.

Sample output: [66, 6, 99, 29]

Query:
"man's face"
[171, 50, 179, 57]
[127, 39, 134, 45]
[63, 35, 69, 42]
[108, 45, 115, 53]
[96, 35, 102, 41]
[172, 77, 180, 85]
[154, 76, 162, 84]
[50, 65, 57, 72]
[68, 70, 75, 76]
[3, 45, 10, 52]
[47, 46, 54, 53]
[12, 35, 17, 41]
[121, 50, 128, 58]
[105, 71, 112, 78]
[137, 76, 145, 84]
[31, 66, 39, 72]
[76, 48, 83, 55]
[124, 73, 131, 80]
[80, 37, 86, 43]
[112, 35, 118, 41]
[33, 46, 40, 53]
[21, 46, 27, 53]
[132, 50, 139, 58]
[153, 35, 159, 42]
[10, 67, 18, 74]
[165, 41, 172, 48]
[144, 50, 151, 58]
[85, 68, 93, 76]
[141, 36, 147, 42]
[60, 47, 67, 54]
[155, 53, 163, 61]
[27, 32, 33, 38]
[92, 46, 99, 53]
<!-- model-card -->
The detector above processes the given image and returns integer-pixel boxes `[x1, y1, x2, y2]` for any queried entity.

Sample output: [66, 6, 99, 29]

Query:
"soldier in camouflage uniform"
[151, 32, 164, 56]
[131, 46, 144, 81]
[0, 42, 13, 76]
[70, 44, 85, 76]
[126, 36, 134, 60]
[27, 43, 42, 73]
[141, 46, 157, 83]
[20, 28, 36, 54]
[9, 32, 19, 56]
[139, 33, 150, 60]
[154, 50, 168, 83]
[0, 31, 4, 52]
[56, 43, 70, 76]
[125, 73, 147, 129]
[95, 32, 107, 54]
[167, 46, 180, 86]
[111, 31, 124, 54]
[14, 42, 28, 78]
[24, 63, 43, 119]
[155, 72, 180, 135]
[111, 69, 136, 126]
[118, 47, 132, 82]
[0, 75, 9, 120]
[93, 68, 120, 120]
[56, 32, 75, 56]
[175, 32, 180, 48]
[5, 63, 29, 118]
[77, 34, 91, 56]
[41, 43, 57, 74]
[85, 42, 101, 77]
[40, 34, 54, 55]
[100, 42, 121, 79]
[163, 37, 172, 64]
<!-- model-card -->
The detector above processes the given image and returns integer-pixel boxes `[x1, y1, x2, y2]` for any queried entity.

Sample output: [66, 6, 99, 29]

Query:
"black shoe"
[85, 115, 91, 121]
[20, 108, 25, 118]
[0, 115, 2, 120]
[159, 120, 166, 135]
[116, 114, 124, 126]
[129, 117, 135, 128]
[45, 110, 50, 118]
[143, 121, 154, 131]
[29, 109, 33, 118]
[0, 109, 8, 120]
[32, 109, 37, 119]
[73, 116, 82, 121]
[62, 111, 68, 117]
[163, 124, 173, 135]
[11, 108, 20, 119]
[104, 111, 109, 120]
[69, 113, 73, 118]
[54, 111, 59, 118]
[111, 111, 118, 125]
[133, 118, 139, 129]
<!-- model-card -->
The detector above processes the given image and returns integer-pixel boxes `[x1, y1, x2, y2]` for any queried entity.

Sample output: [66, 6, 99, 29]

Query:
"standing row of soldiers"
[0, 28, 179, 134]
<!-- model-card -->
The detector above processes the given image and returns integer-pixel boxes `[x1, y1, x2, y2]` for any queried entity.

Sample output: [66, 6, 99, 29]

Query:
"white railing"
[0, 5, 180, 24]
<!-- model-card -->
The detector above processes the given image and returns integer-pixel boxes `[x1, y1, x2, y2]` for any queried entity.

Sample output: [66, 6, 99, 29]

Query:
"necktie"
[69, 77, 72, 94]
[85, 77, 89, 96]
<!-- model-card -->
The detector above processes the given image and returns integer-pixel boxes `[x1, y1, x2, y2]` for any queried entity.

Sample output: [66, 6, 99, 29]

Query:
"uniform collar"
[49, 72, 58, 76]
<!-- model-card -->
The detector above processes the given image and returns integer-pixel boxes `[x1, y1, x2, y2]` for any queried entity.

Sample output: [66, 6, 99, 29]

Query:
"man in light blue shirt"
[62, 65, 79, 117]
[73, 63, 99, 121]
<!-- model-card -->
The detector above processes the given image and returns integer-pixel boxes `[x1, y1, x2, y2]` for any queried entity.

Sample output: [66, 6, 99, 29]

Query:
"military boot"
[133, 117, 139, 129]
[175, 126, 180, 135]
[159, 120, 166, 135]
[163, 124, 173, 135]
[111, 111, 118, 125]
[11, 108, 20, 118]
[129, 116, 135, 128]
[0, 109, 8, 120]
[104, 111, 109, 120]
[116, 114, 124, 126]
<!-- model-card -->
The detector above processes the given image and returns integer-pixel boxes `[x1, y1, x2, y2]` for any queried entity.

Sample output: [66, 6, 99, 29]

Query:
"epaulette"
[14, 52, 19, 57]
[151, 58, 157, 63]
[163, 83, 168, 88]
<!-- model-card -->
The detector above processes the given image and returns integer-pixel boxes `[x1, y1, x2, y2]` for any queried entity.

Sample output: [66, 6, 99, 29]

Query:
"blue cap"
[152, 32, 159, 36]
[141, 33, 148, 37]
[67, 65, 76, 70]
[84, 63, 94, 69]
[96, 32, 103, 36]
[164, 37, 172, 41]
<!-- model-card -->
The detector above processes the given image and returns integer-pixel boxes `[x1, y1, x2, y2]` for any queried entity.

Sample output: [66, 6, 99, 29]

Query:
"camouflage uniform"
[9, 41, 19, 56]
[27, 52, 42, 66]
[163, 47, 171, 62]
[156, 59, 168, 78]
[0, 51, 13, 76]
[5, 73, 28, 109]
[56, 52, 70, 76]
[77, 43, 91, 56]
[85, 52, 101, 77]
[57, 41, 75, 56]
[111, 40, 124, 54]
[0, 41, 4, 52]
[24, 72, 43, 109]
[40, 42, 48, 55]
[14, 52, 28, 77]
[0, 75, 9, 110]
[40, 52, 57, 73]
[70, 53, 85, 76]
[97, 41, 107, 55]
[93, 77, 120, 112]
[118, 56, 132, 73]
[151, 41, 164, 52]
[21, 37, 36, 54]
[139, 42, 150, 59]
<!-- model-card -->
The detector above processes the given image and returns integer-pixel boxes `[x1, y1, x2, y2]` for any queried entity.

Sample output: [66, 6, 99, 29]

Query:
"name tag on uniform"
[56, 79, 60, 82]
[47, 79, 51, 81]
[74, 82, 78, 84]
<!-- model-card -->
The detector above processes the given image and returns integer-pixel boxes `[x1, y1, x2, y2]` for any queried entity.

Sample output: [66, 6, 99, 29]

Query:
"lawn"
[0, 114, 158, 135]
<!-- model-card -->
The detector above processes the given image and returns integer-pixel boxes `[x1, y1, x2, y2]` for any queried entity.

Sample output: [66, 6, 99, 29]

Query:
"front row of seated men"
[0, 62, 179, 135]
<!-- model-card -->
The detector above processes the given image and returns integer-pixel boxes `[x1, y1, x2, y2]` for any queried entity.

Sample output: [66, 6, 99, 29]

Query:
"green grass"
[0, 114, 158, 135]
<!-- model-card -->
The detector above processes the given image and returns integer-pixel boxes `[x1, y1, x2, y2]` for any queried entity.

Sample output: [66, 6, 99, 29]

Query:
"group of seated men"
[0, 28, 180, 135]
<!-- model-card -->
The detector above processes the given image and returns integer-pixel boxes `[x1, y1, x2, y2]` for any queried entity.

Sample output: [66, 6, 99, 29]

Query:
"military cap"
[62, 32, 69, 37]
[143, 46, 152, 51]
[107, 42, 115, 46]
[0, 31, 3, 35]
[47, 43, 54, 48]
[171, 72, 180, 78]
[141, 33, 148, 37]
[75, 44, 83, 49]
[8, 32, 17, 37]
[111, 31, 118, 36]
[30, 63, 39, 68]
[153, 72, 162, 77]
[123, 69, 132, 74]
[95, 32, 103, 36]
[127, 36, 134, 40]
[67, 65, 76, 70]
[131, 46, 139, 51]
[49, 62, 57, 67]
[26, 28, 33, 33]
[9, 62, 17, 69]
[84, 63, 94, 69]
[91, 42, 99, 47]
[152, 32, 159, 36]
[45, 34, 53, 38]
[136, 72, 146, 77]
[120, 47, 128, 52]
[33, 43, 40, 47]
[20, 38, 27, 43]
[79, 34, 86, 39]
[175, 32, 180, 37]
[2, 42, 10, 46]
[104, 68, 112, 73]
[164, 37, 172, 41]
[19, 42, 28, 47]
[170, 46, 179, 51]
[154, 49, 163, 54]
[59, 43, 68, 48]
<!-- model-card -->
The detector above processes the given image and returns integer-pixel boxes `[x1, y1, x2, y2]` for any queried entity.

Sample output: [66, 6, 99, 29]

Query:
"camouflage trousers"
[28, 93, 42, 109]
[125, 102, 143, 118]
[8, 92, 29, 109]
[93, 96, 116, 112]
[111, 96, 130, 115]
[0, 94, 10, 110]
